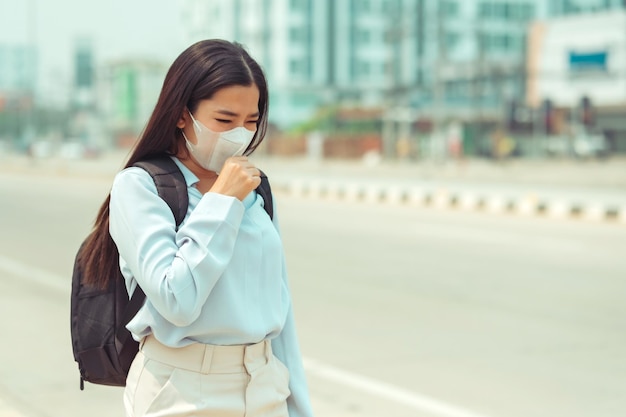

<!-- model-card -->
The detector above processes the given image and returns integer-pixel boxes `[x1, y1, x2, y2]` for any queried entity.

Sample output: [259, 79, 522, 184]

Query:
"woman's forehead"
[198, 85, 259, 115]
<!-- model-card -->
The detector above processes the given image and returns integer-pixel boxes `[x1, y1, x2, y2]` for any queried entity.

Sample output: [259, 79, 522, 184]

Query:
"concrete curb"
[273, 178, 626, 225]
[2, 154, 624, 225]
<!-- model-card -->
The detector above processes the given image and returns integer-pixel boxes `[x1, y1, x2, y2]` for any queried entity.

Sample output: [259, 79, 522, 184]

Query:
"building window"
[356, 0, 371, 13]
[290, 92, 318, 108]
[289, 58, 310, 77]
[443, 0, 459, 17]
[497, 34, 509, 50]
[290, 0, 309, 12]
[521, 4, 535, 19]
[446, 31, 460, 50]
[565, 2, 580, 14]
[479, 1, 536, 20]
[478, 1, 492, 18]
[509, 34, 525, 51]
[381, 0, 387, 14]
[356, 60, 371, 77]
[480, 33, 517, 52]
[446, 80, 470, 101]
[356, 28, 371, 44]
[509, 3, 535, 20]
[289, 59, 299, 74]
[289, 26, 307, 43]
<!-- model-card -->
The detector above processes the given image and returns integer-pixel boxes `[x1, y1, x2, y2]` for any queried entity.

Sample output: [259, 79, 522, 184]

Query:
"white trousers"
[124, 335, 290, 417]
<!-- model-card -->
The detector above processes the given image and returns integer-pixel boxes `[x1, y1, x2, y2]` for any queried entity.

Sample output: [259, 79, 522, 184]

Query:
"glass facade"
[180, 0, 622, 128]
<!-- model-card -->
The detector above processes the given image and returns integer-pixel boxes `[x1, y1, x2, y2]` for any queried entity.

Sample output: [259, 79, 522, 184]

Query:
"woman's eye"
[216, 119, 232, 124]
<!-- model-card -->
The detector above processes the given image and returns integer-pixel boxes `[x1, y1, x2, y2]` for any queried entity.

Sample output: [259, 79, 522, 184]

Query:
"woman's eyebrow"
[215, 109, 260, 118]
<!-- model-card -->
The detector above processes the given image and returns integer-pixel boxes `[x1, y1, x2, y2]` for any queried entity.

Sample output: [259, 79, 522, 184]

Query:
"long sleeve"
[272, 301, 315, 417]
[109, 167, 245, 326]
[270, 206, 315, 417]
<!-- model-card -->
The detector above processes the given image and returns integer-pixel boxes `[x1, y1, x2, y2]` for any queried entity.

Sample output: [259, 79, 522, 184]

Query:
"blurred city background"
[2, 0, 626, 162]
[1, 1, 626, 417]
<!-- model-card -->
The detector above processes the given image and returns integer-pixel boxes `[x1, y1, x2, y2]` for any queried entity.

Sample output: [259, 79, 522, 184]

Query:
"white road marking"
[0, 255, 67, 293]
[0, 255, 496, 417]
[0, 399, 25, 417]
[303, 358, 496, 417]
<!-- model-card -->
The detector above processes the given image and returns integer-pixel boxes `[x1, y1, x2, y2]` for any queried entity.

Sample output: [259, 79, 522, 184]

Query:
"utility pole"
[431, 0, 447, 160]
[27, 0, 37, 143]
[472, 14, 487, 157]
[382, 0, 405, 160]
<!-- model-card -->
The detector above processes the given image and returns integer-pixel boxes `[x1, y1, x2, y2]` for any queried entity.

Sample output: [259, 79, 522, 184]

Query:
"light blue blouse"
[109, 156, 313, 417]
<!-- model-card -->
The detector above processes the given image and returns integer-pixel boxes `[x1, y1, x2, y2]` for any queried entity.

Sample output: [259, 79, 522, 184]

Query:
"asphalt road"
[0, 171, 625, 417]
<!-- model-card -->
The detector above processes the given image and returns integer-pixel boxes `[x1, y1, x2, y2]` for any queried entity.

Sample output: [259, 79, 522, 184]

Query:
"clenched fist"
[209, 156, 261, 201]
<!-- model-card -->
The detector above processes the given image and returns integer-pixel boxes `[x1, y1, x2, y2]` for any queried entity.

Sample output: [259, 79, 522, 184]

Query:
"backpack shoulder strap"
[136, 157, 271, 222]
[117, 162, 270, 352]
[256, 170, 273, 220]
[133, 156, 188, 227]
[115, 156, 188, 353]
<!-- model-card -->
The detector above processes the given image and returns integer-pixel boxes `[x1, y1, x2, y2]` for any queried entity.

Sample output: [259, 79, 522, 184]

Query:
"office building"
[99, 60, 168, 145]
[548, 0, 625, 15]
[0, 44, 37, 105]
[180, 0, 625, 152]
[0, 44, 37, 143]
[181, 0, 395, 129]
[527, 9, 626, 150]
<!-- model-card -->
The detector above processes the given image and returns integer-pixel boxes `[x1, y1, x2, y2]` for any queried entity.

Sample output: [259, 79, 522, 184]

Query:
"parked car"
[28, 141, 55, 158]
[544, 124, 608, 158]
[571, 129, 608, 158]
[59, 141, 101, 159]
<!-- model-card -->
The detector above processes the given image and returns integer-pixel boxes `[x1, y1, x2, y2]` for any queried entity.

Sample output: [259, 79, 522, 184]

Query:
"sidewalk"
[256, 154, 626, 224]
[259, 154, 626, 189]
[2, 151, 625, 224]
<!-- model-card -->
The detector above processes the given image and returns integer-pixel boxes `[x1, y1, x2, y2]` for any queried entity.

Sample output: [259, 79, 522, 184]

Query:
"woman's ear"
[176, 109, 188, 129]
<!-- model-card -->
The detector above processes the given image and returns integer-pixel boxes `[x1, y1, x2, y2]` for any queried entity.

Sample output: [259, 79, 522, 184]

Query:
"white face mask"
[182, 110, 256, 173]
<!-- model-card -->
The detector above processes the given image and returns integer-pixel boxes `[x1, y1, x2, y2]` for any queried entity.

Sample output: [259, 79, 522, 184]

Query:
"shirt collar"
[170, 156, 200, 188]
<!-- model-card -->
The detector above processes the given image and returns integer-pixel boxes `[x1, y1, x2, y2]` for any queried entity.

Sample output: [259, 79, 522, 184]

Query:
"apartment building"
[548, 0, 625, 15]
[181, 0, 626, 133]
[99, 60, 168, 142]
[181, 0, 396, 128]
[0, 44, 37, 142]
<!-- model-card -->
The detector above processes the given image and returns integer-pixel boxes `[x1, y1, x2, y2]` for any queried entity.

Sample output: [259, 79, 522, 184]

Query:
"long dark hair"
[80, 39, 269, 288]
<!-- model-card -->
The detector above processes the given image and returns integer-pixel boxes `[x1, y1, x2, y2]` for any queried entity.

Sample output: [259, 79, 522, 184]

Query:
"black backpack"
[70, 155, 273, 390]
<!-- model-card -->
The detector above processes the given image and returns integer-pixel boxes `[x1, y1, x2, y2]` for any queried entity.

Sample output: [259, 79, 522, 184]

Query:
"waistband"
[140, 335, 271, 375]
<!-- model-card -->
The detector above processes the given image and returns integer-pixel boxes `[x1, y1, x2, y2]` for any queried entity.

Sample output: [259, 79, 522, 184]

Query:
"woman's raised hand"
[210, 156, 261, 201]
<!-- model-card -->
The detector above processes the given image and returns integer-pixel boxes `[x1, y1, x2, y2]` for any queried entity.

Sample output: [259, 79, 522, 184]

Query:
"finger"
[231, 155, 249, 163]
[241, 161, 257, 171]
[223, 156, 246, 167]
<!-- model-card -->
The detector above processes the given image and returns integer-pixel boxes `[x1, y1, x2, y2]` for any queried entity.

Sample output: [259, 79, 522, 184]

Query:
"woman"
[83, 39, 314, 417]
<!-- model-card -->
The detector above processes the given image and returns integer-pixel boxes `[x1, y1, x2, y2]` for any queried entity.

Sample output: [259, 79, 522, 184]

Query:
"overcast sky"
[0, 0, 187, 100]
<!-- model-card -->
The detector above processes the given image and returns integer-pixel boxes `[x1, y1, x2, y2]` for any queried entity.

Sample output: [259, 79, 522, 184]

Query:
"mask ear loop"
[186, 109, 201, 131]
[180, 129, 191, 143]
[179, 108, 195, 144]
